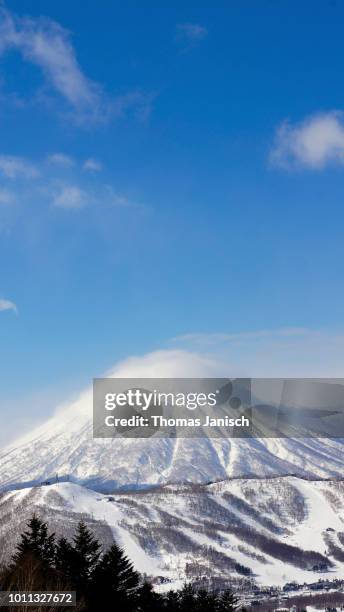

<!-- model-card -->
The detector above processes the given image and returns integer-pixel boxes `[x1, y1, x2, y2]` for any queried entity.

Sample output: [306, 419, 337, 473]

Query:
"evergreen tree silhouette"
[179, 583, 197, 611]
[217, 589, 239, 611]
[137, 581, 163, 611]
[2, 515, 57, 592]
[71, 521, 101, 593]
[12, 515, 56, 568]
[194, 588, 218, 611]
[0, 514, 240, 612]
[164, 589, 181, 611]
[55, 536, 76, 582]
[91, 542, 140, 611]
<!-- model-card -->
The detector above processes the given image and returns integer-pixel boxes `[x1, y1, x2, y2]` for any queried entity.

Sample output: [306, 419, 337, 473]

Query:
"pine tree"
[12, 515, 56, 568]
[72, 520, 101, 591]
[137, 581, 163, 611]
[3, 515, 57, 592]
[194, 588, 218, 611]
[217, 589, 239, 612]
[164, 590, 181, 612]
[1, 514, 240, 612]
[179, 583, 197, 611]
[90, 542, 140, 611]
[55, 536, 76, 580]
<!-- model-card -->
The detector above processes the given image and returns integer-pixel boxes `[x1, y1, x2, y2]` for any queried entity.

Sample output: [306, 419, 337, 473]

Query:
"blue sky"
[1, 0, 344, 443]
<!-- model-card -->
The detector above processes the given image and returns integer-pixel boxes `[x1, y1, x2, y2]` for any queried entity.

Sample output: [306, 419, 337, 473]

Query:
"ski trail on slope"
[290, 478, 344, 553]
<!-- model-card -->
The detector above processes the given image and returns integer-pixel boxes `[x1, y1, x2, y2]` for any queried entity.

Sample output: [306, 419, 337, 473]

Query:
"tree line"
[0, 515, 239, 611]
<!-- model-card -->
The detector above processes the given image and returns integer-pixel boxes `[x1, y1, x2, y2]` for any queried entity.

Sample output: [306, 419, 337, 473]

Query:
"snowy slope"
[1, 478, 344, 588]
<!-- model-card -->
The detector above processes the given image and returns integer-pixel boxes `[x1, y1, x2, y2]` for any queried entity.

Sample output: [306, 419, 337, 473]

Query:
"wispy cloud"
[0, 155, 39, 179]
[0, 6, 155, 124]
[175, 23, 208, 47]
[0, 298, 17, 313]
[47, 153, 75, 167]
[270, 112, 344, 169]
[51, 184, 145, 212]
[0, 151, 144, 214]
[53, 185, 87, 210]
[0, 6, 103, 122]
[83, 158, 102, 172]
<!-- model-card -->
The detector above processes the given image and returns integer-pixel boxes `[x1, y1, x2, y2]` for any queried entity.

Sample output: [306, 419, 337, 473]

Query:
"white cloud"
[270, 112, 344, 169]
[107, 349, 227, 378]
[53, 185, 87, 209]
[0, 155, 39, 178]
[0, 298, 17, 313]
[83, 158, 102, 172]
[0, 6, 103, 121]
[0, 188, 15, 204]
[0, 151, 139, 213]
[47, 153, 75, 167]
[0, 7, 155, 124]
[176, 23, 208, 44]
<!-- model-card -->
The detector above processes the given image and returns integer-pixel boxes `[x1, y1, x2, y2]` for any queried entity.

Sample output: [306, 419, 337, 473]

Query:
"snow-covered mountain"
[1, 381, 344, 490]
[1, 350, 344, 491]
[2, 353, 344, 589]
[1, 477, 344, 589]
